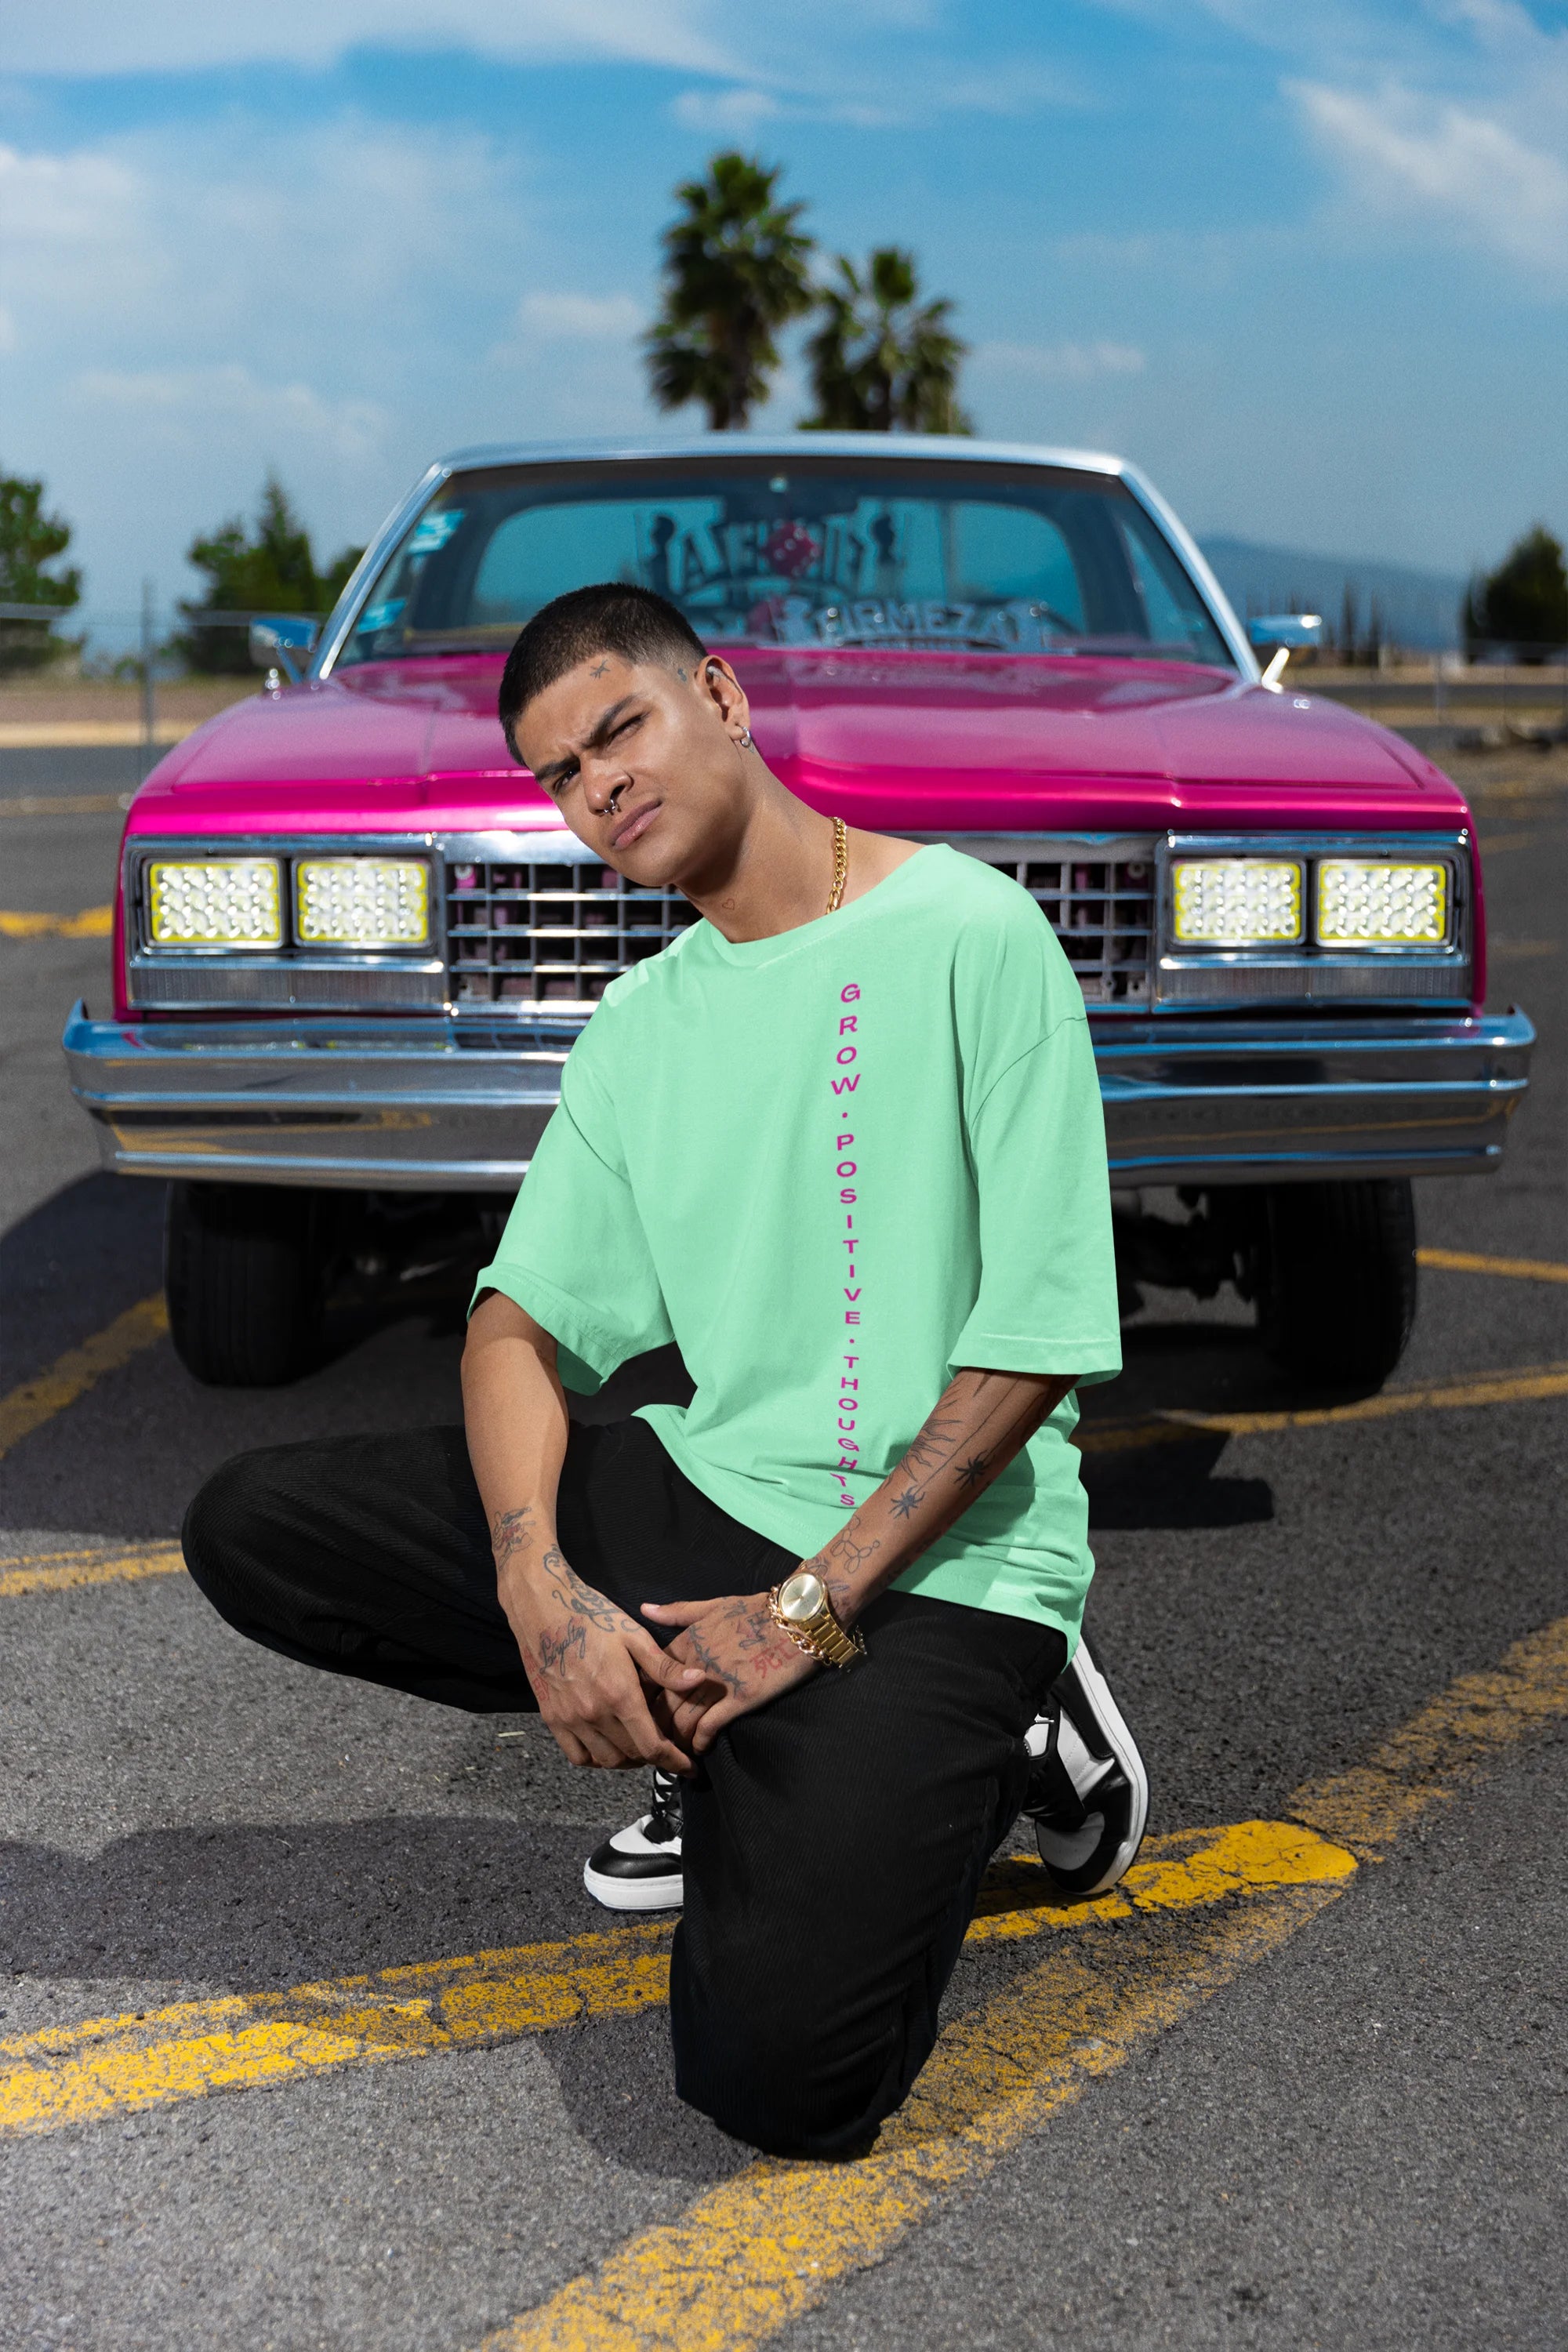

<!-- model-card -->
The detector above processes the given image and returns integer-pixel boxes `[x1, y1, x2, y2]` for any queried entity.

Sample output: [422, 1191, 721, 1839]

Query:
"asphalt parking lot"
[2, 742, 1565, 2352]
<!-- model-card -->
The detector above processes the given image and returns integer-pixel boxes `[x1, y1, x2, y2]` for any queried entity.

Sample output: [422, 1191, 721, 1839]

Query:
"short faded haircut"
[498, 583, 708, 761]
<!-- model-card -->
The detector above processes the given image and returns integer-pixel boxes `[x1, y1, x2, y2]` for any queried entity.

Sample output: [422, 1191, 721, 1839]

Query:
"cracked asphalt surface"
[2, 742, 1564, 2350]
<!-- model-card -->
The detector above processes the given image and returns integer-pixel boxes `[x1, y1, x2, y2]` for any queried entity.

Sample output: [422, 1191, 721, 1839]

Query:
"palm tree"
[802, 248, 972, 434]
[644, 154, 815, 430]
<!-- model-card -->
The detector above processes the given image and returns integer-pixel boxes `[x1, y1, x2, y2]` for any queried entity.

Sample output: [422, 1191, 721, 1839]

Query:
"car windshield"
[333, 458, 1234, 670]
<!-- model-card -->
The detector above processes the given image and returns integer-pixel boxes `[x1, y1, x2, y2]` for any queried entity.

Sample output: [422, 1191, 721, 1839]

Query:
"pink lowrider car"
[64, 437, 1534, 1388]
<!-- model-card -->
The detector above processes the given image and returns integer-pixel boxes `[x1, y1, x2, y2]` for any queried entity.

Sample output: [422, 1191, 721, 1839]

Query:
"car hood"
[129, 648, 1467, 838]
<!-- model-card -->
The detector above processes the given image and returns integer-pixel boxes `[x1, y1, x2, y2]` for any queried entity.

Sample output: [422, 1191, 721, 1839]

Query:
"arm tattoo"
[955, 1453, 993, 1491]
[808, 1525, 883, 1606]
[491, 1504, 535, 1571]
[902, 1403, 964, 1474]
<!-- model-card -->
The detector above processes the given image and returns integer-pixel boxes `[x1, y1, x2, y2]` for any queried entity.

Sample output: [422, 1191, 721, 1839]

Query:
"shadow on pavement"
[0, 1816, 609, 1991]
[0, 1173, 164, 1388]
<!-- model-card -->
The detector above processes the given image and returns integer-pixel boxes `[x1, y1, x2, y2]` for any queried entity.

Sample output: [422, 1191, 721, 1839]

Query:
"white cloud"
[71, 365, 388, 463]
[977, 339, 1147, 381]
[4, 0, 729, 75]
[1292, 78, 1568, 281]
[517, 292, 644, 339]
[670, 85, 784, 132]
[0, 141, 158, 321]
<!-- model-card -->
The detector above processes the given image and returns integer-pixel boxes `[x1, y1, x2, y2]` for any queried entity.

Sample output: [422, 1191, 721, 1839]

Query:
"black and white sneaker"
[583, 1766, 684, 1911]
[1024, 1634, 1149, 1896]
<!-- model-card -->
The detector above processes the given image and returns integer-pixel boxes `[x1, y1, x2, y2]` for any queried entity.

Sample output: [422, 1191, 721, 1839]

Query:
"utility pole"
[140, 579, 156, 781]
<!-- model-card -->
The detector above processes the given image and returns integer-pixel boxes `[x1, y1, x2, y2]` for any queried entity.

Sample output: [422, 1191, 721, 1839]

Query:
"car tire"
[1257, 1178, 1417, 1391]
[164, 1181, 325, 1387]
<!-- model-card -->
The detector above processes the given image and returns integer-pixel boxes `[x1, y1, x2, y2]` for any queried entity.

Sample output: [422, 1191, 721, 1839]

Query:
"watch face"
[778, 1570, 826, 1624]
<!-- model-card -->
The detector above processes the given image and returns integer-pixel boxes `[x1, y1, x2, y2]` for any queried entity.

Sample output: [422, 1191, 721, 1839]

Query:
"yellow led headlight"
[1171, 859, 1303, 946]
[147, 858, 282, 947]
[1317, 860, 1448, 946]
[295, 858, 430, 949]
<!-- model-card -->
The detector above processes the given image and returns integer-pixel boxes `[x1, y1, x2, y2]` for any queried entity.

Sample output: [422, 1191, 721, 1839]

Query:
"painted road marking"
[1076, 1358, 1568, 1455]
[1287, 1609, 1568, 1859]
[0, 1545, 184, 1599]
[476, 1610, 1568, 2352]
[0, 1821, 1352, 2140]
[3, 1349, 1562, 1563]
[0, 793, 132, 817]
[0, 1294, 169, 1461]
[1478, 828, 1548, 854]
[0, 721, 198, 749]
[483, 1897, 1339, 2352]
[0, 904, 112, 938]
[1417, 1246, 1568, 1284]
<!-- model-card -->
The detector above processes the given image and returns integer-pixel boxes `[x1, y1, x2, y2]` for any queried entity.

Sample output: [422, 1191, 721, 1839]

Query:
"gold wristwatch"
[768, 1569, 866, 1670]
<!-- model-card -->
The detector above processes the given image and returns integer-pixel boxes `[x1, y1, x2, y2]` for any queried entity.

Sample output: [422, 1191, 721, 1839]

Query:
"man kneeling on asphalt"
[183, 583, 1149, 2158]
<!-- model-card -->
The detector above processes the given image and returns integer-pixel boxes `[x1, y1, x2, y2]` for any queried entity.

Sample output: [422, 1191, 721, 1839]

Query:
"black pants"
[183, 1418, 1065, 2158]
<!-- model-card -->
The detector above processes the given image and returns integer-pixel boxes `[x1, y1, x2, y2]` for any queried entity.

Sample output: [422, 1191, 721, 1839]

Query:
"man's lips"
[610, 798, 661, 850]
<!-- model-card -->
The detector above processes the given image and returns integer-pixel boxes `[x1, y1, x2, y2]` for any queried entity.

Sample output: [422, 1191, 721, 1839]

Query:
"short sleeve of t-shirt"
[946, 878, 1123, 1385]
[470, 1025, 672, 1392]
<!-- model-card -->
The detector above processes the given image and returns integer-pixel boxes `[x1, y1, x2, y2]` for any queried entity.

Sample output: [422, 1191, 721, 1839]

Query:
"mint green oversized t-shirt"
[472, 843, 1122, 1646]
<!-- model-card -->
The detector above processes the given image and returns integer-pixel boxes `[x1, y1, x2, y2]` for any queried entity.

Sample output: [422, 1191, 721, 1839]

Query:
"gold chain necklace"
[825, 817, 849, 914]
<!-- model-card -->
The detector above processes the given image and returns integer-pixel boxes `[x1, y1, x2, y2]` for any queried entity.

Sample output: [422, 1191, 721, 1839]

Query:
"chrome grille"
[954, 836, 1156, 1007]
[445, 855, 698, 1011]
[441, 835, 1156, 1016]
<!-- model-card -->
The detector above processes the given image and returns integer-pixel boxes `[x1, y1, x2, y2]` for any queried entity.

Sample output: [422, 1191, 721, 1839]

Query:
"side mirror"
[1247, 612, 1323, 651]
[249, 613, 321, 684]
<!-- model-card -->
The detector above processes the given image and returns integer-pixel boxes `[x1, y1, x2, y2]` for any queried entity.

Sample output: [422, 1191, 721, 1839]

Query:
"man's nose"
[582, 759, 630, 818]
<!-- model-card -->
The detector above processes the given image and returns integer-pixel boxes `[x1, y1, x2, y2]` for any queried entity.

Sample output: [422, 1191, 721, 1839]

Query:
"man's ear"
[699, 655, 749, 735]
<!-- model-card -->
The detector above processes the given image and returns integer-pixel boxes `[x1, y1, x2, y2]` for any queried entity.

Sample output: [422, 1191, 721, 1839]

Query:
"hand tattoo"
[535, 1621, 586, 1675]
[540, 1546, 626, 1634]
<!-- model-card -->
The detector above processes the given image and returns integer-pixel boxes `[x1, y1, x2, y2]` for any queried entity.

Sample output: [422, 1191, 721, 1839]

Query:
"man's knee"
[182, 1446, 299, 1630]
[670, 1927, 917, 2158]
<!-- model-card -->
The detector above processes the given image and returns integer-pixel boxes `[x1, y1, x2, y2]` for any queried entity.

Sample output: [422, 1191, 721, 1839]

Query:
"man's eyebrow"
[532, 695, 639, 789]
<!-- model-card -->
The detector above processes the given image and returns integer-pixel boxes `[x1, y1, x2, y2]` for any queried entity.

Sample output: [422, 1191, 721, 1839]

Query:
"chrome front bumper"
[64, 1004, 1535, 1192]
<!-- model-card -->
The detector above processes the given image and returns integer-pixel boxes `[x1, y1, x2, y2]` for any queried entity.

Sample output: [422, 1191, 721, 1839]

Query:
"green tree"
[644, 153, 815, 430]
[0, 468, 82, 676]
[1463, 524, 1568, 662]
[176, 475, 363, 674]
[801, 248, 972, 434]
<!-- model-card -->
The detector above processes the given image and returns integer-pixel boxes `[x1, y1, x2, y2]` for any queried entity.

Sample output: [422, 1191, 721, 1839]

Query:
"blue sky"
[3, 0, 1565, 622]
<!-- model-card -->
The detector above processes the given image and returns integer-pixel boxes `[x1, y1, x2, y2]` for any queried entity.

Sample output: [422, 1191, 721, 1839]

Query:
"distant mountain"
[1198, 535, 1468, 652]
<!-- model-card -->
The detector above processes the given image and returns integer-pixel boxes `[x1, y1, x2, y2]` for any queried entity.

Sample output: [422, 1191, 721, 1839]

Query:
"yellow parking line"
[1417, 1246, 1568, 1284]
[1287, 1609, 1568, 1859]
[0, 794, 131, 817]
[0, 1294, 169, 1460]
[1077, 1359, 1568, 1454]
[478, 1609, 1568, 2352]
[485, 1896, 1336, 2352]
[0, 1545, 185, 1599]
[0, 905, 112, 938]
[1478, 829, 1543, 853]
[0, 1821, 1352, 2141]
[0, 721, 197, 749]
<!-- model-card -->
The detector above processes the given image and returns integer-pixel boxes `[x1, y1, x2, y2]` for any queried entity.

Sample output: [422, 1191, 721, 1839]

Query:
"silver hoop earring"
[738, 728, 753, 750]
